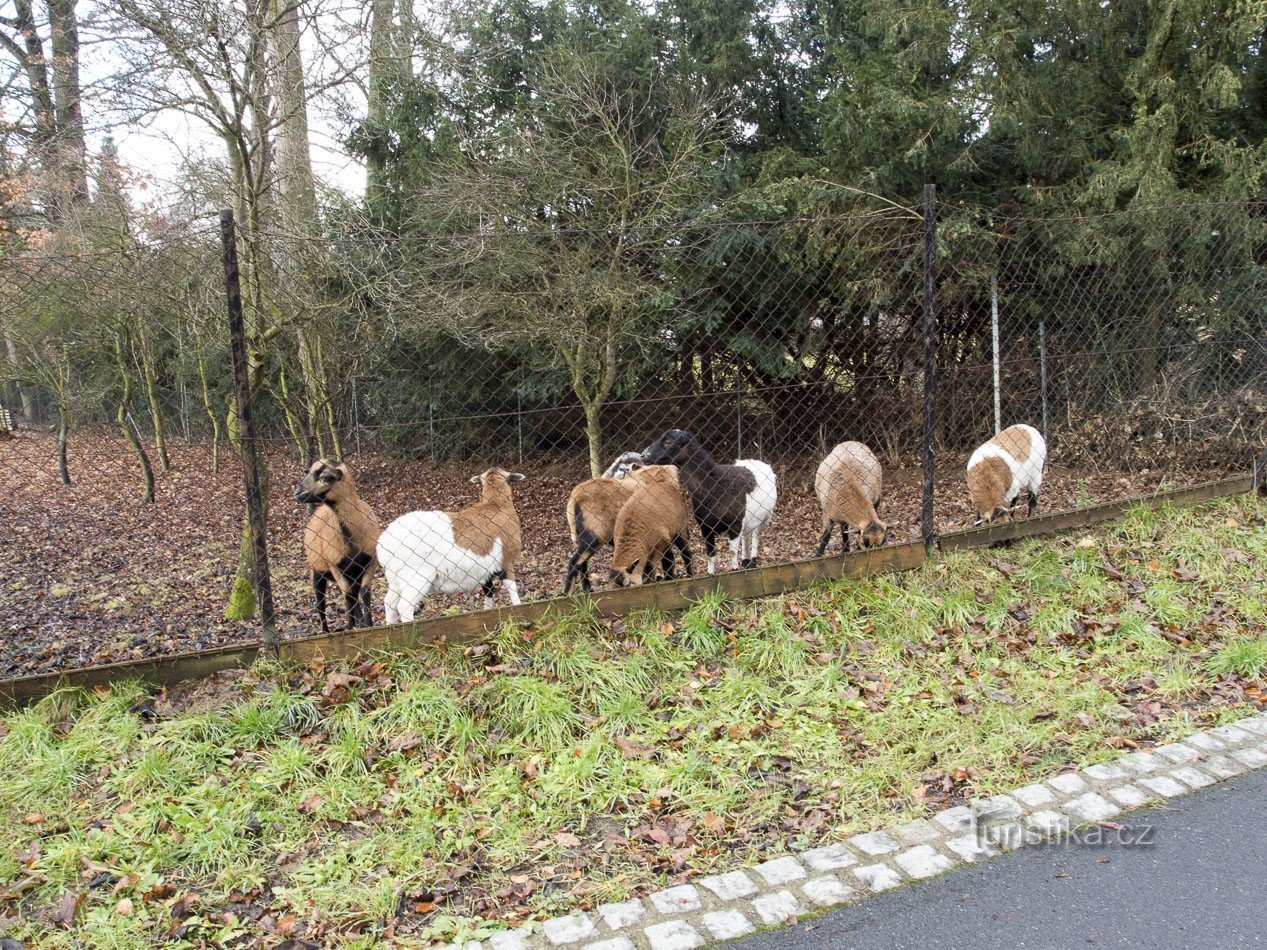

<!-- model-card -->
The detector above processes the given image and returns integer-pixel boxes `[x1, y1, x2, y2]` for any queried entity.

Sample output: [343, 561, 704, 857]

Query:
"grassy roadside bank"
[3, 496, 1266, 947]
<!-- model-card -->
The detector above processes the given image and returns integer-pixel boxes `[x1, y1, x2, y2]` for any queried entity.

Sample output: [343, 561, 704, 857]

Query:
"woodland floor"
[0, 496, 1265, 947]
[0, 427, 1245, 677]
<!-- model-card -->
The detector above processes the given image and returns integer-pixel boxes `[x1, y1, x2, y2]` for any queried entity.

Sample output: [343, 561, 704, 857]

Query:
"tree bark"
[114, 333, 154, 504]
[270, 0, 339, 457]
[136, 322, 171, 471]
[56, 407, 70, 485]
[197, 351, 221, 474]
[47, 0, 89, 208]
[583, 399, 604, 478]
[10, 0, 57, 204]
[2, 321, 36, 421]
[366, 0, 405, 210]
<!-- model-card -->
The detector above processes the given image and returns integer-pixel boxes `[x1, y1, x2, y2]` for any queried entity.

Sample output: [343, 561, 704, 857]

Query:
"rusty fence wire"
[1, 195, 1265, 676]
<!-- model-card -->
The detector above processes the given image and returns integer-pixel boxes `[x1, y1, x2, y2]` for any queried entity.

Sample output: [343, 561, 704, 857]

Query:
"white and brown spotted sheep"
[378, 468, 526, 623]
[966, 424, 1047, 524]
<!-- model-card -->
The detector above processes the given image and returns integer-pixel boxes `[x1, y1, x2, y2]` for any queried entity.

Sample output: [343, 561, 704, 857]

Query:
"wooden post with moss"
[221, 209, 278, 653]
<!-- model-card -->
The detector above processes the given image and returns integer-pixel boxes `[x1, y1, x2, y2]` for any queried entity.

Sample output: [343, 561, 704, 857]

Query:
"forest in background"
[1, 0, 1266, 619]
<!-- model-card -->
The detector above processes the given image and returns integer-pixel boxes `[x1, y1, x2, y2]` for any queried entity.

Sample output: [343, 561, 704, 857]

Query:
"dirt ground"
[0, 428, 1240, 677]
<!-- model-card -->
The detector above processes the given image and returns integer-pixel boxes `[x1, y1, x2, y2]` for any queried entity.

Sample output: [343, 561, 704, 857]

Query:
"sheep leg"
[659, 547, 677, 580]
[394, 580, 424, 623]
[384, 585, 401, 625]
[740, 531, 759, 570]
[1027, 490, 1038, 518]
[673, 535, 693, 576]
[481, 577, 497, 610]
[503, 573, 521, 606]
[703, 530, 719, 575]
[564, 534, 601, 595]
[841, 524, 852, 554]
[339, 553, 374, 629]
[312, 571, 330, 633]
[816, 518, 835, 558]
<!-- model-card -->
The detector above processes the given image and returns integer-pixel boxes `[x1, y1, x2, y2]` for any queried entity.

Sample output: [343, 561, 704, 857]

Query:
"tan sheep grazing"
[610, 465, 694, 587]
[815, 441, 886, 555]
[294, 457, 382, 631]
[563, 453, 686, 594]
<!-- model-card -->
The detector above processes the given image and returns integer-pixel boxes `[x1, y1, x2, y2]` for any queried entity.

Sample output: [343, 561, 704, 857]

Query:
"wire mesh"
[1, 198, 1264, 676]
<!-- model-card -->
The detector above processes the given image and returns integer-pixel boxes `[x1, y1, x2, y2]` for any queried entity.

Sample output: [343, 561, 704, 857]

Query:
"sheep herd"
[294, 424, 1048, 632]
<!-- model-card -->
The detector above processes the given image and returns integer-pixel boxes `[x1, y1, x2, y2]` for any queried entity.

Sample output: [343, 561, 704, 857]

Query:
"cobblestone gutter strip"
[442, 712, 1267, 950]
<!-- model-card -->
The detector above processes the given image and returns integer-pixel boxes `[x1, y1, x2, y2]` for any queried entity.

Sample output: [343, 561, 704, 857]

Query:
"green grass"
[3, 495, 1267, 947]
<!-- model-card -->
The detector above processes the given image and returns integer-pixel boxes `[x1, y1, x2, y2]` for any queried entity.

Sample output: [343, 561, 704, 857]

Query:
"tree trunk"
[365, 0, 405, 211]
[2, 322, 35, 421]
[583, 399, 603, 478]
[269, 0, 340, 456]
[225, 518, 257, 620]
[56, 408, 70, 485]
[197, 352, 221, 474]
[12, 0, 57, 194]
[47, 0, 88, 209]
[114, 333, 154, 504]
[223, 391, 270, 620]
[137, 323, 171, 471]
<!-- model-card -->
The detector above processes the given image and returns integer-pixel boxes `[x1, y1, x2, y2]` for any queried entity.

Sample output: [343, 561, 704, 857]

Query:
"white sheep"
[379, 467, 526, 623]
[966, 424, 1047, 524]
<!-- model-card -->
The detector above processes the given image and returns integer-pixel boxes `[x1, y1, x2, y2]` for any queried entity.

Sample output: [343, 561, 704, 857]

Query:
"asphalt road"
[741, 766, 1267, 949]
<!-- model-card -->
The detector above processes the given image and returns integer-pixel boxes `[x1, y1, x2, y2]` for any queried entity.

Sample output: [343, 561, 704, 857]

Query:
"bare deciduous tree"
[410, 56, 726, 475]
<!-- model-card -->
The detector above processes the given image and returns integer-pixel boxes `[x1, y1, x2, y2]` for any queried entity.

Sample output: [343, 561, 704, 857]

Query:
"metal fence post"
[351, 375, 362, 455]
[220, 208, 278, 653]
[990, 270, 1001, 434]
[921, 184, 938, 553]
[1039, 315, 1049, 437]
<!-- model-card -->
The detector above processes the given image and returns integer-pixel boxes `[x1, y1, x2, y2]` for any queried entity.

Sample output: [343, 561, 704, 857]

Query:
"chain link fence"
[2, 194, 1265, 676]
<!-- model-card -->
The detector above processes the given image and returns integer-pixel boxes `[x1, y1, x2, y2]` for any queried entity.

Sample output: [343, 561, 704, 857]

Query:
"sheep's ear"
[470, 475, 483, 485]
[331, 467, 345, 480]
[508, 472, 526, 482]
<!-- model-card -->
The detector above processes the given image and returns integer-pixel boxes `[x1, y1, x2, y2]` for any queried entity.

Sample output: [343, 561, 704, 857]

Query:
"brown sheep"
[610, 465, 694, 587]
[563, 453, 687, 594]
[294, 457, 382, 631]
[815, 441, 887, 555]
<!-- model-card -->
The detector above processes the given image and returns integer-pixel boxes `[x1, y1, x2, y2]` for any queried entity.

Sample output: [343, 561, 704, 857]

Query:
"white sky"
[106, 105, 368, 205]
[2, 0, 376, 208]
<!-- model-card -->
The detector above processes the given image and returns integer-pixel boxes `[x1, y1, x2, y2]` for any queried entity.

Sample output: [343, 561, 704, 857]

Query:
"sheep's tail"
[568, 500, 583, 545]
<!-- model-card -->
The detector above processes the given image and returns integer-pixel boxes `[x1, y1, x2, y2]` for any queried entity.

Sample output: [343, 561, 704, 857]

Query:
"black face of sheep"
[641, 429, 695, 467]
[295, 457, 345, 504]
[860, 523, 888, 549]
